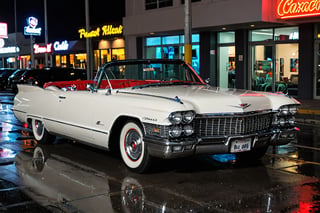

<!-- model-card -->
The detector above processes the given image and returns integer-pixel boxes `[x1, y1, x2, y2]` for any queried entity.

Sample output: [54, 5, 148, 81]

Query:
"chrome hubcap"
[125, 129, 142, 161]
[35, 120, 44, 136]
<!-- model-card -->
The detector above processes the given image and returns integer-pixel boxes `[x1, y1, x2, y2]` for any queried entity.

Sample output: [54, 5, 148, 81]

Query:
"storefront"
[0, 32, 30, 69]
[145, 34, 200, 73]
[52, 40, 86, 68]
[124, 0, 320, 99]
[77, 23, 125, 71]
[249, 27, 299, 94]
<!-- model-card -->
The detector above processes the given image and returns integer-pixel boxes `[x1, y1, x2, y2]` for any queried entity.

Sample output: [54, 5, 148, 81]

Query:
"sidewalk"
[296, 99, 320, 124]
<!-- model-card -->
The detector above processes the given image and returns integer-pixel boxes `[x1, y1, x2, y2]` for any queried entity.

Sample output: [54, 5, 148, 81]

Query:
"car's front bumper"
[144, 127, 299, 159]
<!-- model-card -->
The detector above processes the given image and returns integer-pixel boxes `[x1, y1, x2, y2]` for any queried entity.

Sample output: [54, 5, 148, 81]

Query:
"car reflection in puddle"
[15, 144, 163, 212]
[13, 142, 320, 212]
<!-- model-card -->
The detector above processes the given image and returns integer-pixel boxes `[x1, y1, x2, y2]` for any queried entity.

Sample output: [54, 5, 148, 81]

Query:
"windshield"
[96, 60, 204, 89]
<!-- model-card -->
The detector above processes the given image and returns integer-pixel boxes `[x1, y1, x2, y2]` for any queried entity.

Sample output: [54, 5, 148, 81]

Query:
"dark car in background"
[8, 69, 29, 92]
[0, 68, 16, 90]
[10, 67, 87, 92]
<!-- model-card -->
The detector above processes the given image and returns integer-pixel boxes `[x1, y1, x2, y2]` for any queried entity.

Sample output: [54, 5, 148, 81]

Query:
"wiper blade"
[132, 82, 162, 89]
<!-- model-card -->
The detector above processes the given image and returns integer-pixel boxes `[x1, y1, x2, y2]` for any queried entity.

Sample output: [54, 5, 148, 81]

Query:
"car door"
[52, 90, 101, 145]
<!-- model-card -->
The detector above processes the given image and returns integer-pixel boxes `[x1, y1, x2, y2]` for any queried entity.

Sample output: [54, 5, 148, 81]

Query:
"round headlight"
[183, 125, 194, 136]
[169, 126, 182, 138]
[289, 105, 298, 115]
[280, 106, 289, 116]
[169, 112, 182, 124]
[182, 111, 195, 124]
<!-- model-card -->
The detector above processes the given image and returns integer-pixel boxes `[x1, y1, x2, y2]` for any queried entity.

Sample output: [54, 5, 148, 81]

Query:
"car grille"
[194, 112, 274, 137]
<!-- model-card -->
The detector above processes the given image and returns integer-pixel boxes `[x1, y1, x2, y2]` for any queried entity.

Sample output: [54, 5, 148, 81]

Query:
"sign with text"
[78, 24, 123, 39]
[53, 40, 69, 51]
[24, 17, 42, 36]
[34, 43, 52, 54]
[0, 23, 8, 38]
[0, 46, 20, 54]
[277, 0, 320, 19]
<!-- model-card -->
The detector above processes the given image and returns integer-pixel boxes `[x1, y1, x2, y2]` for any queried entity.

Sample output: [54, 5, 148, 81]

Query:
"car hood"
[118, 85, 298, 114]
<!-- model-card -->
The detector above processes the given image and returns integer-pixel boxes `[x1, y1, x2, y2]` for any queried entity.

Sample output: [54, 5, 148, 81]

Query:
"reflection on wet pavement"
[0, 102, 35, 166]
[6, 141, 319, 212]
[2, 94, 320, 212]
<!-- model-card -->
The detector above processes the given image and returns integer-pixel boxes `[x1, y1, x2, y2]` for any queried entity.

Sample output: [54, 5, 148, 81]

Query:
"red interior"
[43, 79, 161, 90]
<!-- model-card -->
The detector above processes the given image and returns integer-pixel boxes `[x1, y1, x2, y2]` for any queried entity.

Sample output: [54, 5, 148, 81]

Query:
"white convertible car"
[12, 59, 300, 173]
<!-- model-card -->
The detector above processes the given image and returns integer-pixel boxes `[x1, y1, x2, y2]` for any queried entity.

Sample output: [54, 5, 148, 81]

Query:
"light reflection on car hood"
[120, 85, 289, 113]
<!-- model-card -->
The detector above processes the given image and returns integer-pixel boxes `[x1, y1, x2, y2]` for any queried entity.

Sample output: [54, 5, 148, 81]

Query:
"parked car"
[12, 59, 300, 173]
[10, 67, 87, 92]
[7, 69, 28, 92]
[0, 68, 16, 90]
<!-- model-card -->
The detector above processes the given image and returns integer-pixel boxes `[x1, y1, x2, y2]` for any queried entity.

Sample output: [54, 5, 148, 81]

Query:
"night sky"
[0, 0, 125, 42]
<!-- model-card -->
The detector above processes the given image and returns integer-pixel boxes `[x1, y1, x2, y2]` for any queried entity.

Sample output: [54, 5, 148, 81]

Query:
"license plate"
[230, 138, 251, 153]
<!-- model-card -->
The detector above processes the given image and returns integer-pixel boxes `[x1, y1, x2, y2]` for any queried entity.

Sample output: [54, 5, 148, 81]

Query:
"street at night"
[1, 91, 320, 212]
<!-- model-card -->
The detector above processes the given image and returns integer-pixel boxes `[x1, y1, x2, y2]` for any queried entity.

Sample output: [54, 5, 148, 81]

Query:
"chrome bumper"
[144, 127, 299, 159]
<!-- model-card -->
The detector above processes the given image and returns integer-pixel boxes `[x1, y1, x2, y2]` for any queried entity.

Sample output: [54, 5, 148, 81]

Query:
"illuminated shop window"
[218, 31, 235, 44]
[162, 36, 179, 45]
[55, 55, 61, 67]
[61, 55, 67, 67]
[250, 29, 273, 42]
[146, 37, 161, 46]
[112, 48, 125, 61]
[180, 34, 199, 43]
[274, 27, 299, 41]
[250, 27, 299, 42]
[145, 34, 200, 72]
[70, 54, 74, 66]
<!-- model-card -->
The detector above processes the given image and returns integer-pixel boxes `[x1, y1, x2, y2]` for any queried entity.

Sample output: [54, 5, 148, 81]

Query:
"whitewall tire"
[119, 121, 152, 173]
[31, 119, 55, 144]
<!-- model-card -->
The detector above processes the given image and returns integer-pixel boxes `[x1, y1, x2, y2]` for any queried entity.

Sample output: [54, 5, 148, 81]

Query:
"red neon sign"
[277, 0, 320, 19]
[33, 43, 52, 54]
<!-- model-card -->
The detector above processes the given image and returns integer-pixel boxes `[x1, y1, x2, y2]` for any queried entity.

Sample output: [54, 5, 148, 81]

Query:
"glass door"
[251, 45, 275, 92]
[218, 46, 235, 88]
[276, 43, 299, 96]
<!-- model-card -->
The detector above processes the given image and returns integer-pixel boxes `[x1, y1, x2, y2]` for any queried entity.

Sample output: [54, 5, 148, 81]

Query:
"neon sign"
[24, 17, 42, 36]
[0, 46, 20, 54]
[0, 23, 8, 38]
[33, 43, 52, 54]
[78, 24, 123, 39]
[277, 0, 320, 19]
[53, 40, 69, 51]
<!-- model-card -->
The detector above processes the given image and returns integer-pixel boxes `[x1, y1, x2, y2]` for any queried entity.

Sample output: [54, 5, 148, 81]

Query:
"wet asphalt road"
[1, 92, 320, 212]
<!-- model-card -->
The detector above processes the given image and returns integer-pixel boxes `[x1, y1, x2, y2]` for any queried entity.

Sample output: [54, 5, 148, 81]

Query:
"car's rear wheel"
[31, 119, 55, 144]
[119, 121, 152, 173]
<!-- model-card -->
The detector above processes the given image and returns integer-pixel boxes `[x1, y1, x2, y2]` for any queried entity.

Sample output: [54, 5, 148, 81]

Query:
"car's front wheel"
[31, 119, 55, 144]
[119, 121, 152, 173]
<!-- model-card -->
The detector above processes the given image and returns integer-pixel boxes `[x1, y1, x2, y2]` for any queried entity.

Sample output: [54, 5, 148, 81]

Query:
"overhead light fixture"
[250, 24, 255, 27]
[222, 27, 227, 30]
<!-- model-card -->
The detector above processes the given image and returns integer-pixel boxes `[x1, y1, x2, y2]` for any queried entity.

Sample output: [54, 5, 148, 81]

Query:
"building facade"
[123, 0, 320, 100]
